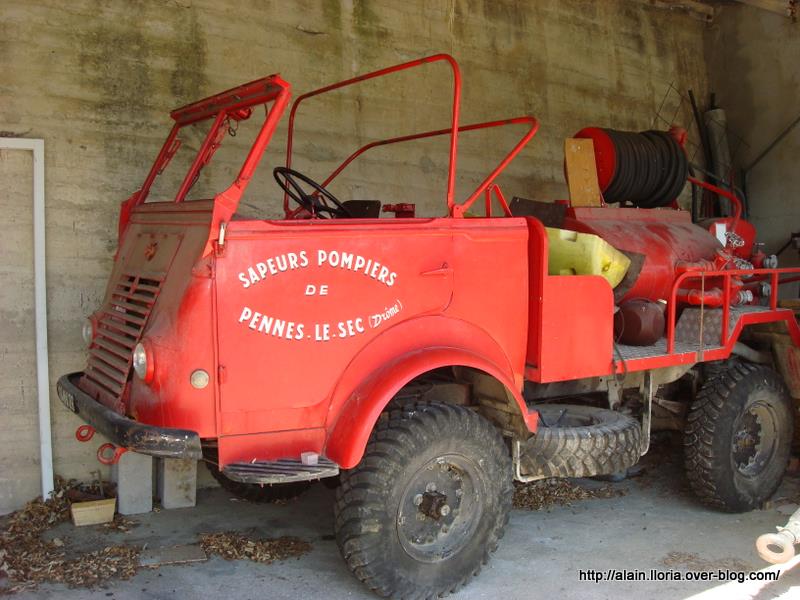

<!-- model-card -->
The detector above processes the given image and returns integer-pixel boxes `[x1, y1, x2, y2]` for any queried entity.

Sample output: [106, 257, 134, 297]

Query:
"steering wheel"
[273, 167, 352, 218]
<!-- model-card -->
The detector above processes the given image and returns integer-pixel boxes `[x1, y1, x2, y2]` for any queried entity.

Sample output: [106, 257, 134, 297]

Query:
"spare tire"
[519, 404, 642, 479]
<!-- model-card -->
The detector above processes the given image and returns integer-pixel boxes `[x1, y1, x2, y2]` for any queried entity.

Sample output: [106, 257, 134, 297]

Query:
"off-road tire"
[334, 401, 512, 599]
[684, 362, 793, 512]
[519, 404, 642, 479]
[203, 448, 310, 503]
[702, 358, 739, 384]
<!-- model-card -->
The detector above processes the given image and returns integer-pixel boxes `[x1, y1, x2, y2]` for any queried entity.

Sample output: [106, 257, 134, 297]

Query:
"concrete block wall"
[0, 0, 709, 514]
[706, 5, 800, 296]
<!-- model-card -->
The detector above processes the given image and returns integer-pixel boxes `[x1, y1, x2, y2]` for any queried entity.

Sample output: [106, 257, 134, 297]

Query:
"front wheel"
[334, 402, 512, 598]
[684, 362, 793, 512]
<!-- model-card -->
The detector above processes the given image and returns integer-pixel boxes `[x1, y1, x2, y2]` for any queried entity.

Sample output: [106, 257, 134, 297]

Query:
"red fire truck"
[58, 55, 800, 598]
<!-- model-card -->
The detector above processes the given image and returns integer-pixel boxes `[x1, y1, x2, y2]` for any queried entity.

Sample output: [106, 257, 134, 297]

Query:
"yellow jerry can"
[545, 227, 631, 288]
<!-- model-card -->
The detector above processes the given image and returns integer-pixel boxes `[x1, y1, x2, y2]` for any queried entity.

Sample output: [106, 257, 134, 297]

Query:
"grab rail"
[314, 116, 538, 218]
[285, 54, 461, 217]
[666, 266, 800, 353]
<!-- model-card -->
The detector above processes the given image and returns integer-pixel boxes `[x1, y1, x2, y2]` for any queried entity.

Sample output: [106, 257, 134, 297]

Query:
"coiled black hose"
[602, 129, 688, 208]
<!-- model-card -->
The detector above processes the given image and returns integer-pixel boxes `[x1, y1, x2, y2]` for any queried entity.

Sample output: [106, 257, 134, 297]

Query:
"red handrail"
[120, 76, 292, 239]
[666, 266, 800, 353]
[688, 176, 743, 236]
[314, 116, 538, 217]
[285, 54, 461, 218]
[485, 183, 513, 217]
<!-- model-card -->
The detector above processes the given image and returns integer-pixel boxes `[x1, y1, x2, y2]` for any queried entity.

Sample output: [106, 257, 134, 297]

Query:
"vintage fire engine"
[58, 55, 800, 598]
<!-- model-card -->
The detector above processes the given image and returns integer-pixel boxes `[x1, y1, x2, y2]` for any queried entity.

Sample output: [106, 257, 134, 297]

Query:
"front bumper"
[57, 372, 203, 460]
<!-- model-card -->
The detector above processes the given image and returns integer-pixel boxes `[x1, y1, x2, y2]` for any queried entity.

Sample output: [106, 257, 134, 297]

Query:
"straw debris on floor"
[661, 551, 753, 572]
[199, 532, 311, 564]
[513, 478, 627, 511]
[0, 478, 139, 595]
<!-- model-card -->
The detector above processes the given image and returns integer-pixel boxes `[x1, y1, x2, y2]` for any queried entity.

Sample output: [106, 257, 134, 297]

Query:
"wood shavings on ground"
[101, 515, 138, 533]
[661, 551, 753, 572]
[0, 478, 140, 595]
[513, 478, 627, 511]
[199, 532, 311, 564]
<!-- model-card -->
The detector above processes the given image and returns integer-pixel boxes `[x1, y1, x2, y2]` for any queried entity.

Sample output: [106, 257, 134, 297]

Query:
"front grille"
[81, 273, 164, 413]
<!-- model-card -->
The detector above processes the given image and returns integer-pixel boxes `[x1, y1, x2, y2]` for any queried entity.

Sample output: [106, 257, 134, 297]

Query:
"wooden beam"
[631, 0, 717, 21]
[733, 0, 796, 18]
[564, 138, 603, 207]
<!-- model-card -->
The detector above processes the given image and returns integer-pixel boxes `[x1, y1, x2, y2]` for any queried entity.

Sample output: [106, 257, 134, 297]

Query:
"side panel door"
[214, 220, 453, 463]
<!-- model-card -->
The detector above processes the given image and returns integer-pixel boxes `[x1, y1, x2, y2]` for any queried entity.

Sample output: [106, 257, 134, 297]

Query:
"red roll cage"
[112, 53, 800, 371]
[119, 53, 539, 231]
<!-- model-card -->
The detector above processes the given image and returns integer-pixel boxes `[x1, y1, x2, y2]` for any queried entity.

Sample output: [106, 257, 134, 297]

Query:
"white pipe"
[732, 341, 772, 364]
[1, 138, 52, 500]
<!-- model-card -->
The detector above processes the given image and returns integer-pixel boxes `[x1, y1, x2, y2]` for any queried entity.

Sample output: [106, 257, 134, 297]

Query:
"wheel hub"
[733, 412, 761, 466]
[396, 455, 483, 563]
[732, 399, 778, 478]
[416, 490, 450, 519]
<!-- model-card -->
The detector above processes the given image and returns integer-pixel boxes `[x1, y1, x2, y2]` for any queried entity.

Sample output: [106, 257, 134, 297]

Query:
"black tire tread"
[684, 361, 792, 512]
[520, 405, 642, 479]
[334, 401, 512, 599]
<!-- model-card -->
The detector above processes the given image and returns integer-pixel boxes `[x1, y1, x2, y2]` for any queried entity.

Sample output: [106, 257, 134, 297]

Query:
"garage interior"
[2, 0, 800, 598]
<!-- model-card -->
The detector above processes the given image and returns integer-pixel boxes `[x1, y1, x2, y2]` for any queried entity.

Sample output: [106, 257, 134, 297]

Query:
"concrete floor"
[13, 436, 800, 600]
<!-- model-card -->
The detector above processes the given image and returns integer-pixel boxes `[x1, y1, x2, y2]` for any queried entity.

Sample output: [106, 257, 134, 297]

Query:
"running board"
[222, 457, 340, 484]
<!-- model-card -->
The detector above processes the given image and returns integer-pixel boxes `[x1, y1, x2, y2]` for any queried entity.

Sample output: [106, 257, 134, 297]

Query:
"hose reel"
[574, 127, 689, 208]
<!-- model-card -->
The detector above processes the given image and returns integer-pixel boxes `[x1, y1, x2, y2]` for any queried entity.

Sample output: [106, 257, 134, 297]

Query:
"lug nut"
[413, 494, 423, 506]
[426, 482, 437, 492]
[440, 505, 450, 516]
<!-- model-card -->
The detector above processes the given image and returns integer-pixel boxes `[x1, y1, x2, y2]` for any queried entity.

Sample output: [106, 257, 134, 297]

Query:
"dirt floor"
[3, 434, 800, 599]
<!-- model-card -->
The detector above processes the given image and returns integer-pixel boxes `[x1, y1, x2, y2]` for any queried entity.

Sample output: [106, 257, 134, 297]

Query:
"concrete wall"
[705, 5, 800, 291]
[0, 0, 710, 514]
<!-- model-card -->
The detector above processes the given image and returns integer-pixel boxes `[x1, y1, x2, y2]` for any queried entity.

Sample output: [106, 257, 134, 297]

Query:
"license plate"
[57, 383, 77, 413]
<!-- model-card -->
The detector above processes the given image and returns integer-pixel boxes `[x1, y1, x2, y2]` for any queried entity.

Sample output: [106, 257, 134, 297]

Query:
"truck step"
[222, 457, 339, 484]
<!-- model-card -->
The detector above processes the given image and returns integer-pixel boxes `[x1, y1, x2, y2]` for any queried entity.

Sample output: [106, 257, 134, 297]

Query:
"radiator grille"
[81, 273, 164, 413]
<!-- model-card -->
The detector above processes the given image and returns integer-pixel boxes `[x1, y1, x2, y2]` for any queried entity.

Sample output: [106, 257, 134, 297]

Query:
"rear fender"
[324, 316, 534, 468]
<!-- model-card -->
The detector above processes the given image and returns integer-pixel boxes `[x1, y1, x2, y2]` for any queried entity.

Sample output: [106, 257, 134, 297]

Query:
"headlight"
[132, 342, 151, 381]
[82, 318, 94, 346]
[190, 369, 210, 389]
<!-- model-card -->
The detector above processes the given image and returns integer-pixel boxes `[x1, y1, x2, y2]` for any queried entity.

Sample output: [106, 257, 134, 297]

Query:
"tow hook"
[75, 424, 95, 442]
[97, 443, 128, 465]
[757, 506, 800, 564]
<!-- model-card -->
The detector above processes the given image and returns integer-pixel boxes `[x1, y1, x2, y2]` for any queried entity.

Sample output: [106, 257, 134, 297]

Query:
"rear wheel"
[684, 362, 793, 512]
[203, 448, 310, 503]
[334, 401, 512, 598]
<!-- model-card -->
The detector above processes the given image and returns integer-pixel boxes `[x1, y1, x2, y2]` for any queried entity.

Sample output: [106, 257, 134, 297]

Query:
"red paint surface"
[78, 54, 800, 471]
[565, 207, 722, 302]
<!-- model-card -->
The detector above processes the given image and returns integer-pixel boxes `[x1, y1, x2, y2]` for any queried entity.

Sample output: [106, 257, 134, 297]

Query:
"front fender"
[324, 316, 535, 468]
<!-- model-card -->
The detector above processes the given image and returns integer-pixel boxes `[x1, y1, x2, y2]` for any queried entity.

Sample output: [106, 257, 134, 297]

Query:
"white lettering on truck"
[238, 306, 305, 341]
[236, 249, 396, 289]
[238, 251, 309, 288]
[235, 249, 402, 342]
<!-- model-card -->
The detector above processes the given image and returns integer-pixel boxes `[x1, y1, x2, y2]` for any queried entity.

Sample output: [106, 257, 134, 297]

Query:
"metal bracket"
[607, 377, 623, 409]
[640, 371, 655, 456]
[215, 222, 227, 257]
[512, 439, 547, 483]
